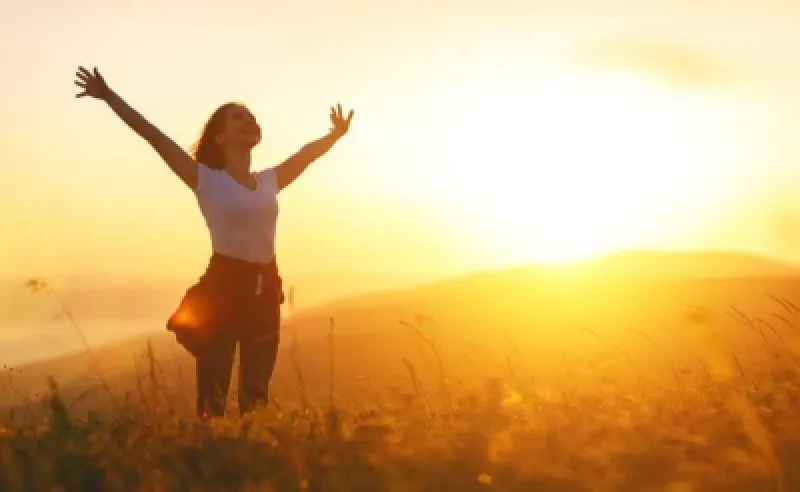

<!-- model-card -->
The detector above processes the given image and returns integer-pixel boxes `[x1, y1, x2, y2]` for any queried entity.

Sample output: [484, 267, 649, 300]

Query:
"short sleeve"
[195, 162, 215, 196]
[257, 167, 278, 192]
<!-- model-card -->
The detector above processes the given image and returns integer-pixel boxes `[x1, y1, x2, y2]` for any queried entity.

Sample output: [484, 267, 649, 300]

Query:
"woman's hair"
[190, 102, 240, 170]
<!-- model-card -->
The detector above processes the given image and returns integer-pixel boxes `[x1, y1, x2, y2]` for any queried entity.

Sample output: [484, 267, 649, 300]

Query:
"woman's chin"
[232, 137, 261, 150]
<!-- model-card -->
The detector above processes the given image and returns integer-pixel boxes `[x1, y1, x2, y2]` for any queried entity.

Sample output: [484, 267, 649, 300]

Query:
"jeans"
[167, 252, 283, 417]
[195, 301, 280, 417]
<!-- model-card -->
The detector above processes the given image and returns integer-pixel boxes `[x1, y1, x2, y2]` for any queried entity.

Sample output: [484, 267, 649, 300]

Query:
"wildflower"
[477, 473, 492, 485]
[24, 278, 49, 294]
[665, 481, 695, 492]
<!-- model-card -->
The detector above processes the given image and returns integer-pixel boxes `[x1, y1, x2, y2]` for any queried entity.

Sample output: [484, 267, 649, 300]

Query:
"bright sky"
[4, 0, 800, 285]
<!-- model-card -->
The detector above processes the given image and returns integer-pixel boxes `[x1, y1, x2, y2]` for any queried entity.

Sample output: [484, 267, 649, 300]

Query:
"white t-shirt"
[193, 163, 279, 264]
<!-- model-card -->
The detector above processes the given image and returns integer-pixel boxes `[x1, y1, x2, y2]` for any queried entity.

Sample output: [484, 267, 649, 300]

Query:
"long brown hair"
[190, 102, 240, 170]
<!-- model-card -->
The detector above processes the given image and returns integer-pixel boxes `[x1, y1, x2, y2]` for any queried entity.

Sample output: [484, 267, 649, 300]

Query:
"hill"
[0, 271, 426, 327]
[300, 249, 799, 313]
[3, 249, 800, 415]
[574, 249, 800, 277]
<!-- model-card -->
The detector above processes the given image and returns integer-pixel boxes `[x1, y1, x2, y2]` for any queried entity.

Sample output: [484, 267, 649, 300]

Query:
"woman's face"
[215, 104, 261, 150]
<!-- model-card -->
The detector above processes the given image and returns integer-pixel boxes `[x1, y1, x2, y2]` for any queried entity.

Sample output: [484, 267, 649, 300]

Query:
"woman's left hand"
[330, 103, 354, 137]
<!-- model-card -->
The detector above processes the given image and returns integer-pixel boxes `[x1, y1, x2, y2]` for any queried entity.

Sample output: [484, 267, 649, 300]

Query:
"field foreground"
[1, 344, 799, 492]
[4, 257, 800, 491]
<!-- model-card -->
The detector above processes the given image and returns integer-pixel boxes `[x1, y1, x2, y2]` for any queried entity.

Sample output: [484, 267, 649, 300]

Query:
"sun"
[406, 63, 745, 266]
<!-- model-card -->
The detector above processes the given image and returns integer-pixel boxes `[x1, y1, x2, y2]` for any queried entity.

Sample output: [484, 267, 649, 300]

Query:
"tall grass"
[1, 281, 800, 490]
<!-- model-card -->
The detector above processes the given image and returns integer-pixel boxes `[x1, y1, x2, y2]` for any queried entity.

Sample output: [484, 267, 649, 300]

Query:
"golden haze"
[3, 0, 800, 286]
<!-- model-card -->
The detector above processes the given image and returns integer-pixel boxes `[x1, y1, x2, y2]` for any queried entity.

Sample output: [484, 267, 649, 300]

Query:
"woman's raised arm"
[274, 104, 354, 191]
[74, 66, 198, 190]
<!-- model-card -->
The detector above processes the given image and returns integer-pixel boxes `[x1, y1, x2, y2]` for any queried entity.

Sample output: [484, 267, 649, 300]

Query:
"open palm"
[330, 104, 354, 137]
[74, 66, 110, 100]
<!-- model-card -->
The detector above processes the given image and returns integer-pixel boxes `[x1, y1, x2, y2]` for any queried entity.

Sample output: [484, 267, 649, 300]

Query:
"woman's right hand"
[74, 66, 110, 100]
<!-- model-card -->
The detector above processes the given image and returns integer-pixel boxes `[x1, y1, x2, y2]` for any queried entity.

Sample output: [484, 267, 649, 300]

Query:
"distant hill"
[297, 249, 799, 316]
[574, 250, 800, 278]
[1, 250, 792, 325]
[5, 249, 800, 414]
[0, 271, 427, 327]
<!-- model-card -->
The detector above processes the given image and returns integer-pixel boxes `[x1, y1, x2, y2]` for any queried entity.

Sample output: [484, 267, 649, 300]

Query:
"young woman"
[73, 66, 354, 417]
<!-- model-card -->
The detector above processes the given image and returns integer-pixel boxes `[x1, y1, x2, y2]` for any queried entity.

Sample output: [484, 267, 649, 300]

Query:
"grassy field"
[3, 261, 800, 491]
[1, 344, 799, 491]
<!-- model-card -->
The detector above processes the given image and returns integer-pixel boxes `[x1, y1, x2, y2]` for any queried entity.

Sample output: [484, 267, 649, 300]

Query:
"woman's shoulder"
[256, 166, 276, 177]
[256, 166, 278, 186]
[195, 162, 224, 194]
[197, 161, 222, 173]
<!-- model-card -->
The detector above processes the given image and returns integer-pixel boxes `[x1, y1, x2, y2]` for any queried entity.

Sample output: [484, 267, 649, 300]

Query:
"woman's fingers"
[74, 66, 105, 98]
[74, 77, 87, 97]
[329, 104, 354, 131]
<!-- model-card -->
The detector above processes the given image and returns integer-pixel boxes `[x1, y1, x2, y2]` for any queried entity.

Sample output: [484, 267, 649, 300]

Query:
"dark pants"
[168, 252, 283, 418]
[195, 302, 280, 417]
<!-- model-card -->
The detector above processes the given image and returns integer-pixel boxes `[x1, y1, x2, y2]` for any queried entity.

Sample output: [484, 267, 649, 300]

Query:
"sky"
[4, 0, 800, 287]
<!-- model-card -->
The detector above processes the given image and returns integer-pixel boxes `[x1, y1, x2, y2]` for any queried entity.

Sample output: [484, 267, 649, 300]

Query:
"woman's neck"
[223, 148, 252, 178]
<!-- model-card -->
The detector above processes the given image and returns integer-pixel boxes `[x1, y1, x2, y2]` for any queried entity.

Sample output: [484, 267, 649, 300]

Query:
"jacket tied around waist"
[166, 252, 285, 356]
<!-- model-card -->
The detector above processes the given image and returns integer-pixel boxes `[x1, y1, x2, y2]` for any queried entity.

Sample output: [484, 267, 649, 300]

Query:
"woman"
[73, 66, 354, 417]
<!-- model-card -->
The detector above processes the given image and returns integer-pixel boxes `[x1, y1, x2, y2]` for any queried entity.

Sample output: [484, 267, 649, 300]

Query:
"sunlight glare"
[410, 64, 746, 265]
